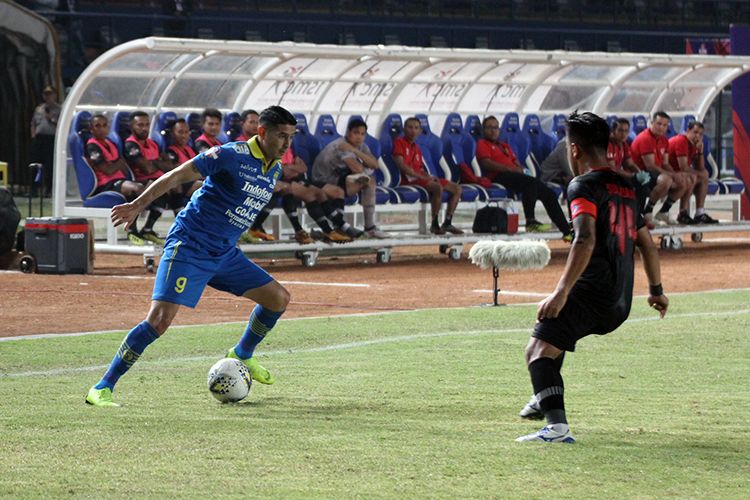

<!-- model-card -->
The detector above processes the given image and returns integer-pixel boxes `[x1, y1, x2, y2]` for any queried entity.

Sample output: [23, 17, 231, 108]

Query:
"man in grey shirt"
[312, 118, 389, 238]
[540, 139, 573, 188]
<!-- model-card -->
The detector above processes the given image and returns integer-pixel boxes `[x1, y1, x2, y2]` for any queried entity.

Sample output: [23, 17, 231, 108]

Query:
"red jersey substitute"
[392, 136, 426, 184]
[86, 137, 126, 186]
[167, 143, 197, 166]
[630, 129, 669, 171]
[667, 134, 699, 172]
[607, 139, 631, 170]
[475, 138, 518, 181]
[124, 135, 162, 182]
[194, 134, 222, 153]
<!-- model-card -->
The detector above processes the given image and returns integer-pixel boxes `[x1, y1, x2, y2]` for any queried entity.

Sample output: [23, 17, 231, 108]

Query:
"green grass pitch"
[1, 290, 748, 498]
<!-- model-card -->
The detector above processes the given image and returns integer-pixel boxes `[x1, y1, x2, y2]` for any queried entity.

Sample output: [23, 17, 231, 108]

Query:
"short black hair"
[202, 108, 223, 122]
[482, 115, 499, 127]
[566, 110, 610, 155]
[652, 110, 671, 121]
[686, 120, 704, 131]
[403, 117, 421, 128]
[259, 106, 297, 129]
[92, 113, 107, 123]
[240, 109, 259, 122]
[170, 117, 187, 131]
[347, 117, 367, 132]
[129, 110, 149, 122]
[613, 117, 630, 131]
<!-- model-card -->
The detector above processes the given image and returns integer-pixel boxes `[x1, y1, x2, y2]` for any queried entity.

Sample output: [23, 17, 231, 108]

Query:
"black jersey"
[566, 168, 646, 317]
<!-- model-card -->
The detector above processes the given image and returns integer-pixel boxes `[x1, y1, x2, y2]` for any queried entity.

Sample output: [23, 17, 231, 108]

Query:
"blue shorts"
[153, 237, 273, 308]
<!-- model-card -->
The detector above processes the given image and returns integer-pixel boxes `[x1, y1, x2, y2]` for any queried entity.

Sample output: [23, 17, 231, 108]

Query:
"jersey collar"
[249, 136, 278, 174]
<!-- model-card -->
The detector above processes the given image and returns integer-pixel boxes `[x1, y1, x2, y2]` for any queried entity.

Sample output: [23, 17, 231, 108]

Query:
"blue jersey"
[168, 138, 282, 253]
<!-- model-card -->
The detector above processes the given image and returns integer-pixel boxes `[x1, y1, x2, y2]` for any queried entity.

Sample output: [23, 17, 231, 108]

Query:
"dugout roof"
[54, 37, 750, 214]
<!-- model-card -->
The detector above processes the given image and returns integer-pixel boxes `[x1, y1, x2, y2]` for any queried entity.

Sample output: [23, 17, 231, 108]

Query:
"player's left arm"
[635, 226, 669, 318]
[537, 212, 596, 320]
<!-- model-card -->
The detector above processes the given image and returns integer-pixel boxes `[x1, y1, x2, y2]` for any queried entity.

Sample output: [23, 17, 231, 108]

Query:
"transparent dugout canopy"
[54, 37, 750, 214]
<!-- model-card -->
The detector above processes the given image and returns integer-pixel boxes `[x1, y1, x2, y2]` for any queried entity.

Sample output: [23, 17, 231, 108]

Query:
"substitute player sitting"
[515, 111, 669, 443]
[85, 106, 297, 407]
[393, 117, 463, 235]
[668, 121, 718, 225]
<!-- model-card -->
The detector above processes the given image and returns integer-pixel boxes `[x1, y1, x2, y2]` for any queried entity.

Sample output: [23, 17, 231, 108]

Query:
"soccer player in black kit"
[516, 111, 669, 443]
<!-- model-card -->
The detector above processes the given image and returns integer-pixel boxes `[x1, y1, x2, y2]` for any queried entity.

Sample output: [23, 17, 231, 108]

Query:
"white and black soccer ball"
[207, 358, 252, 403]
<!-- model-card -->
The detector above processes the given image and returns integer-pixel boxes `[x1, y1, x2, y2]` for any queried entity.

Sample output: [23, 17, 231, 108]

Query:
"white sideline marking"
[2, 308, 749, 379]
[703, 237, 750, 243]
[472, 289, 548, 297]
[279, 280, 370, 288]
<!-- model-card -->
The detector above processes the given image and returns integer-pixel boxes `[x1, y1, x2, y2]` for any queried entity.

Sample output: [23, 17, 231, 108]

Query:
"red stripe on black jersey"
[570, 197, 597, 220]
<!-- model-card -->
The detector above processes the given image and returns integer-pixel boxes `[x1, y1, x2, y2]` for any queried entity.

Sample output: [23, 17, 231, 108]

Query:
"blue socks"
[233, 305, 284, 359]
[95, 321, 159, 391]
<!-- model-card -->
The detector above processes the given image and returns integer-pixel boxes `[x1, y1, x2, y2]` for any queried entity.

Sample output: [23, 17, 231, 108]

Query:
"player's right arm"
[635, 226, 669, 318]
[111, 160, 202, 229]
[537, 211, 596, 320]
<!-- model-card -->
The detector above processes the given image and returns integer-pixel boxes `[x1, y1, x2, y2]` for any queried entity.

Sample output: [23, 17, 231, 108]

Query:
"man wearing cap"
[30, 85, 61, 196]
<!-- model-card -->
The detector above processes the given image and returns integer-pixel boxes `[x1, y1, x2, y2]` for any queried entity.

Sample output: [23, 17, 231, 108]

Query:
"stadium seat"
[499, 113, 530, 174]
[415, 113, 479, 202]
[221, 111, 242, 143]
[628, 114, 647, 143]
[378, 113, 424, 204]
[549, 113, 567, 144]
[290, 113, 320, 177]
[665, 118, 678, 139]
[108, 110, 133, 153]
[605, 114, 619, 131]
[680, 114, 697, 132]
[440, 112, 506, 201]
[523, 114, 555, 177]
[314, 114, 341, 148]
[68, 111, 130, 208]
[464, 114, 483, 143]
[151, 111, 178, 151]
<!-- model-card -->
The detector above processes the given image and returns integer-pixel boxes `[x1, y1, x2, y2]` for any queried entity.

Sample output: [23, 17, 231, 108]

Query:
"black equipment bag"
[472, 203, 508, 234]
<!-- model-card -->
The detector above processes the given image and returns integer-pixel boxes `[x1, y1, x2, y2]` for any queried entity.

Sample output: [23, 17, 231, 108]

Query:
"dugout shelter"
[53, 37, 750, 251]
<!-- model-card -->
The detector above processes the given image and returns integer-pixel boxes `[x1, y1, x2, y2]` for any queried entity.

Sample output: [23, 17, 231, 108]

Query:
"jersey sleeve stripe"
[570, 197, 597, 220]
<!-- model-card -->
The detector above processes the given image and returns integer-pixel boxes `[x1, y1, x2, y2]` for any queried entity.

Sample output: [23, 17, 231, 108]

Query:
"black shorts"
[532, 291, 629, 352]
[310, 175, 348, 191]
[647, 170, 660, 190]
[93, 178, 126, 195]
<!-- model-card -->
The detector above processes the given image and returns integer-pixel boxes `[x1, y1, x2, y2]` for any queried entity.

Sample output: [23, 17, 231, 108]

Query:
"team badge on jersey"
[233, 143, 250, 155]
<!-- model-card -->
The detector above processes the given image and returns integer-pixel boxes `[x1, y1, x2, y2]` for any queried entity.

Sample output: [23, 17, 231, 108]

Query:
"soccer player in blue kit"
[85, 106, 297, 407]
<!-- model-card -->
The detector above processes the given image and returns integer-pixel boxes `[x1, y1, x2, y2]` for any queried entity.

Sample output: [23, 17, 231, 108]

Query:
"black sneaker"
[441, 223, 464, 235]
[343, 226, 364, 239]
[676, 211, 694, 225]
[694, 213, 719, 224]
[430, 223, 446, 235]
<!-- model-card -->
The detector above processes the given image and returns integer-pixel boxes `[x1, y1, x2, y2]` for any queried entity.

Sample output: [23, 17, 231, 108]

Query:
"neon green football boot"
[85, 386, 120, 407]
[226, 348, 275, 385]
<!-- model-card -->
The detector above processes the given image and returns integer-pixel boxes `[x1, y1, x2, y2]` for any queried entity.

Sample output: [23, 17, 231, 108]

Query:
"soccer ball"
[207, 358, 252, 403]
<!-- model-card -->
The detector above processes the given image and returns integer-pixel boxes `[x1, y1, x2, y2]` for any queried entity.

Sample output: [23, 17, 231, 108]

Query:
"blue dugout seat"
[314, 114, 341, 149]
[415, 113, 479, 202]
[291, 113, 320, 177]
[549, 113, 567, 144]
[605, 114, 619, 131]
[628, 114, 647, 143]
[499, 113, 531, 175]
[108, 110, 133, 153]
[68, 111, 132, 208]
[440, 112, 506, 201]
[151, 111, 178, 151]
[464, 114, 482, 143]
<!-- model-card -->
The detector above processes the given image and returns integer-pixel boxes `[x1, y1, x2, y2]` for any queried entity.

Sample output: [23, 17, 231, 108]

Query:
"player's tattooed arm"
[538, 214, 596, 320]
